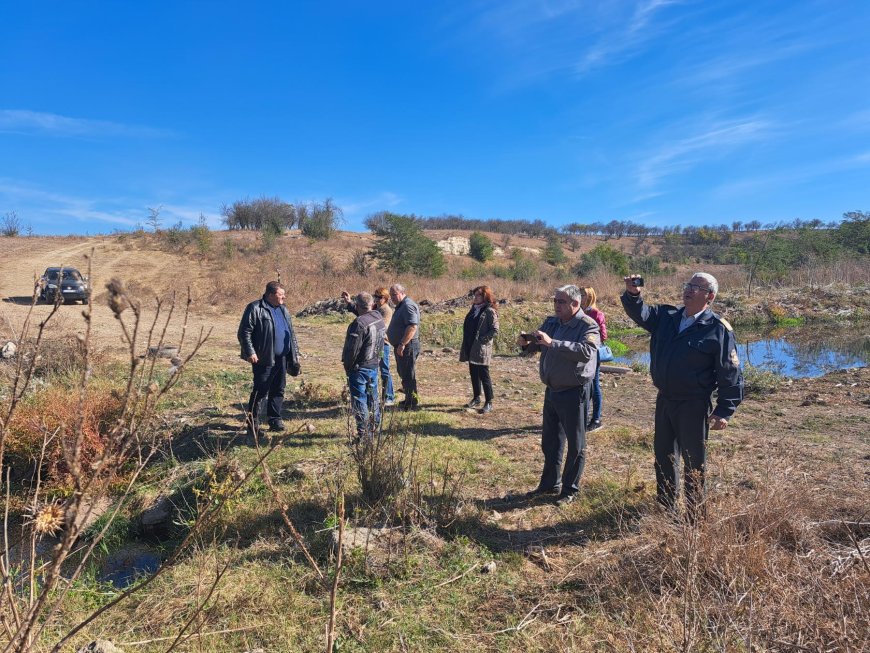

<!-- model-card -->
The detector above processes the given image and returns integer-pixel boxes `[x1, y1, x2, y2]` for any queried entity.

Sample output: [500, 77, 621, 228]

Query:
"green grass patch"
[605, 339, 630, 357]
[607, 326, 648, 338]
[743, 363, 787, 396]
[421, 305, 548, 354]
[774, 316, 806, 327]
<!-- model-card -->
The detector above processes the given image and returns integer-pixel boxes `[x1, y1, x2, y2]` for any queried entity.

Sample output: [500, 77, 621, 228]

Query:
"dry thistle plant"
[0, 258, 225, 652]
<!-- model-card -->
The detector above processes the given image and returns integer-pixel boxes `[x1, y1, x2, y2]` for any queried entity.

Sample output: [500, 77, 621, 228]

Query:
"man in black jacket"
[621, 272, 743, 518]
[342, 292, 385, 440]
[238, 281, 301, 441]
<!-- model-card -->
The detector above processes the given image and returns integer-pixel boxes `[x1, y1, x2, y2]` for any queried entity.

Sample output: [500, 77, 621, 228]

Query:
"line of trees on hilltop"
[381, 212, 846, 241]
[407, 214, 557, 237]
[222, 196, 341, 240]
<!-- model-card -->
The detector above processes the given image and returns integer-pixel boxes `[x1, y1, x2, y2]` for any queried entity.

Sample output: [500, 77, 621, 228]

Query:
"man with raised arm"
[621, 272, 743, 520]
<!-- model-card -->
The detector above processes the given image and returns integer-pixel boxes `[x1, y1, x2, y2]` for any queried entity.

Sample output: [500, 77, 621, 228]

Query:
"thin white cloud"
[339, 192, 403, 219]
[712, 152, 870, 199]
[0, 110, 173, 139]
[841, 109, 870, 130]
[0, 179, 220, 230]
[158, 204, 223, 229]
[0, 180, 141, 227]
[451, 0, 683, 86]
[576, 0, 682, 75]
[636, 118, 773, 191]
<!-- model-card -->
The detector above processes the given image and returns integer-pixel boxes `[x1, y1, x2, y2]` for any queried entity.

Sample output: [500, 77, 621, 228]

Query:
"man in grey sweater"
[387, 283, 421, 410]
[517, 285, 600, 506]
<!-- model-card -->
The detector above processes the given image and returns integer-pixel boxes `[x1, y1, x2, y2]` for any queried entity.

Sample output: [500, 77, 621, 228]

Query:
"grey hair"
[555, 284, 583, 303]
[390, 283, 406, 295]
[355, 292, 374, 312]
[691, 272, 718, 296]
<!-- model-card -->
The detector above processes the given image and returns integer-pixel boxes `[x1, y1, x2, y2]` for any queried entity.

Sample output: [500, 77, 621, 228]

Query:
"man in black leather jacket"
[238, 281, 301, 441]
[342, 292, 386, 440]
[621, 272, 743, 519]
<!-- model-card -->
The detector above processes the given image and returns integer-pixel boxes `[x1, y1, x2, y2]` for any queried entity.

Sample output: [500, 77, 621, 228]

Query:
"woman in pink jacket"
[581, 287, 607, 431]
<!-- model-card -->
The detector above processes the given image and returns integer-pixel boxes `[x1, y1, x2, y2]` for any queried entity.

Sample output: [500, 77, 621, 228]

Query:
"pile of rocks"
[295, 293, 523, 318]
[294, 297, 350, 318]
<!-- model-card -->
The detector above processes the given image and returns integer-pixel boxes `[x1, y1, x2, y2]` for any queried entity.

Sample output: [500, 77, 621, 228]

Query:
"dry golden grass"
[568, 472, 869, 652]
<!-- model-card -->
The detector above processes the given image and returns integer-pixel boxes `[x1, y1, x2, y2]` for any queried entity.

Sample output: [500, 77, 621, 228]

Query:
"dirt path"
[0, 237, 237, 355]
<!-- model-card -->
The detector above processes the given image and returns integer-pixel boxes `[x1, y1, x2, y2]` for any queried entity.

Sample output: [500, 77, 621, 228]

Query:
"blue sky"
[2, 0, 868, 235]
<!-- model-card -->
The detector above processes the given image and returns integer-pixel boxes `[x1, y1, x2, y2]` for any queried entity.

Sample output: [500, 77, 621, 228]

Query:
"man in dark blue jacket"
[238, 281, 301, 442]
[621, 272, 743, 519]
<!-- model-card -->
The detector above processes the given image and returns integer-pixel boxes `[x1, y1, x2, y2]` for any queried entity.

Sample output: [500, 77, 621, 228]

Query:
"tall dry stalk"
[0, 255, 241, 651]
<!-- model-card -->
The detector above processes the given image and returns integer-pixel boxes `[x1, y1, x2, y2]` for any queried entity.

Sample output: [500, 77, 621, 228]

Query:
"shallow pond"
[617, 323, 870, 378]
[100, 545, 161, 587]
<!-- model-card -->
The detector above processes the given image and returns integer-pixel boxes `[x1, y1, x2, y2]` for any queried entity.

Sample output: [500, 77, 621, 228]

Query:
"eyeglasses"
[553, 298, 569, 305]
[683, 283, 711, 293]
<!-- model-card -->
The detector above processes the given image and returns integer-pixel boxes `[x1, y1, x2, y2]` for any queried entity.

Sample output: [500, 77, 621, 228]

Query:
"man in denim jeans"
[341, 287, 395, 406]
[342, 293, 386, 440]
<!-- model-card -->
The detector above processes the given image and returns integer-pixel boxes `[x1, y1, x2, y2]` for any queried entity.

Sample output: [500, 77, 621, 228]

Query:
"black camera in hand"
[631, 277, 645, 287]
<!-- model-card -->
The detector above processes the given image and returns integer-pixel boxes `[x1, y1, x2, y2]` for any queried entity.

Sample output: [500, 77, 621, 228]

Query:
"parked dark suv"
[39, 267, 89, 304]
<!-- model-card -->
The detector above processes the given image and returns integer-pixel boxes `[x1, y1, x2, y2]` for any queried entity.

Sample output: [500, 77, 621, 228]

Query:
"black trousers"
[468, 363, 493, 402]
[394, 340, 420, 405]
[247, 355, 287, 427]
[540, 384, 590, 496]
[654, 394, 711, 514]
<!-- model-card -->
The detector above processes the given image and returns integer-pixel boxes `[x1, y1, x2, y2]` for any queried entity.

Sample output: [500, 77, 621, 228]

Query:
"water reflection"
[100, 545, 161, 587]
[618, 324, 869, 378]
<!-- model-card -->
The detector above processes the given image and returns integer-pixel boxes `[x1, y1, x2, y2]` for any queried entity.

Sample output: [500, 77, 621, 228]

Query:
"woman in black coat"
[459, 285, 500, 413]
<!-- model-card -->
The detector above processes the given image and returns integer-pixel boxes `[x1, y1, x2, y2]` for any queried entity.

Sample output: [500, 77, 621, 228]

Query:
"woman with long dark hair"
[459, 285, 500, 413]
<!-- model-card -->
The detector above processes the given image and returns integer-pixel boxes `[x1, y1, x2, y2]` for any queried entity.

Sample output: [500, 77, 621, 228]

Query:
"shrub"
[222, 196, 295, 231]
[160, 221, 187, 249]
[1, 211, 21, 237]
[6, 386, 126, 485]
[260, 223, 280, 251]
[28, 335, 90, 380]
[318, 254, 335, 275]
[509, 250, 538, 281]
[468, 231, 494, 262]
[543, 235, 566, 266]
[367, 212, 446, 277]
[743, 362, 787, 395]
[836, 210, 870, 255]
[220, 236, 236, 260]
[189, 215, 212, 255]
[299, 198, 341, 240]
[459, 263, 487, 280]
[348, 250, 371, 276]
[574, 244, 629, 276]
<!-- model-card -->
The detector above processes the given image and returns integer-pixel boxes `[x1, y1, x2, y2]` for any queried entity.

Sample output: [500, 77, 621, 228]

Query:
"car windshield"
[46, 269, 83, 282]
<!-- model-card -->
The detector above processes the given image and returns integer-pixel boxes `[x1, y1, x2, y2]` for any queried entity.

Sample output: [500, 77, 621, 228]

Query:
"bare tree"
[146, 205, 163, 233]
[1, 211, 21, 237]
